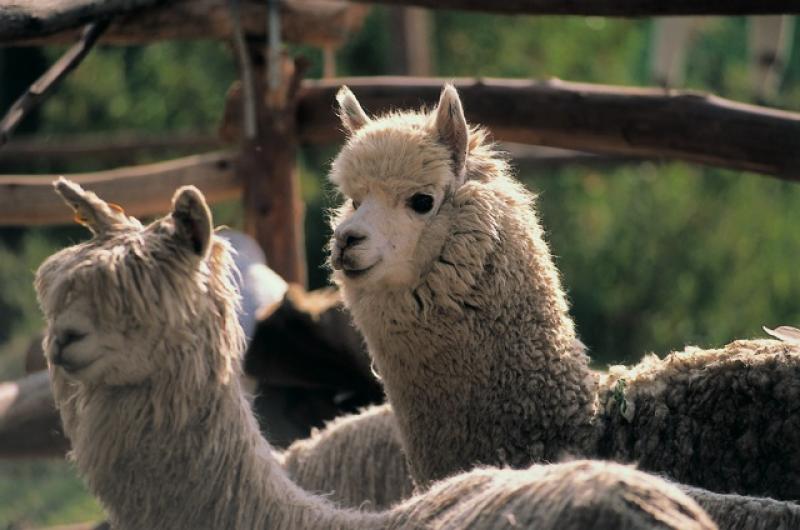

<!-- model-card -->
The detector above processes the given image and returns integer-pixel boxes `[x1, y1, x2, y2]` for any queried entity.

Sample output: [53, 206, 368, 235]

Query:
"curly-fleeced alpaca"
[328, 84, 800, 500]
[36, 179, 714, 530]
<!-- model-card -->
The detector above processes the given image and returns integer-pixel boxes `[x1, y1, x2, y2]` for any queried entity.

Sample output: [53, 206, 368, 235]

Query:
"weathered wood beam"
[0, 150, 240, 225]
[504, 143, 643, 170]
[0, 0, 367, 47]
[285, 77, 800, 178]
[0, 21, 108, 147]
[344, 0, 800, 16]
[0, 371, 68, 458]
[0, 132, 221, 164]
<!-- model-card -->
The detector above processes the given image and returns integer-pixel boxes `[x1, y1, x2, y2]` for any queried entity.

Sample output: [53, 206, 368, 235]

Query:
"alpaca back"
[599, 339, 800, 499]
[282, 404, 414, 510]
[395, 460, 715, 529]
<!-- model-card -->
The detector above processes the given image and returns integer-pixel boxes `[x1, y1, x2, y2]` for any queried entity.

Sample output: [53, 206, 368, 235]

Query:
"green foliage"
[0, 12, 799, 527]
[41, 41, 235, 135]
[0, 460, 103, 527]
[533, 162, 800, 364]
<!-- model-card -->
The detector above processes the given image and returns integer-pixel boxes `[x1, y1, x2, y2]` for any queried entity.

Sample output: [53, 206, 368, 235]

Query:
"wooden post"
[388, 7, 433, 76]
[238, 48, 307, 286]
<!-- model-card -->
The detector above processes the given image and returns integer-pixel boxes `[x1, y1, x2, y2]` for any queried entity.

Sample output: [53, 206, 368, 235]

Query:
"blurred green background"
[1, 9, 799, 527]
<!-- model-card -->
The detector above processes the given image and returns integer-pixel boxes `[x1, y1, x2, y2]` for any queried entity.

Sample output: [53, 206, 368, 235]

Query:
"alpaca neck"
[64, 357, 381, 530]
[348, 177, 598, 485]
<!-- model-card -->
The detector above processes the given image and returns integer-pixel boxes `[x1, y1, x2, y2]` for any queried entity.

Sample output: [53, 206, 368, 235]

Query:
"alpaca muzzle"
[51, 329, 87, 371]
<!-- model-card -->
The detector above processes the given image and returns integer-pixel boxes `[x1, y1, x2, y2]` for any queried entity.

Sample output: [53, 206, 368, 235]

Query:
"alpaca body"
[287, 400, 800, 529]
[600, 339, 800, 499]
[329, 86, 800, 500]
[38, 179, 713, 530]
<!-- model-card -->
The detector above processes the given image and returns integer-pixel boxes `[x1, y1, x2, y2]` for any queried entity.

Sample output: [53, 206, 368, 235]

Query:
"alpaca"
[283, 401, 800, 529]
[37, 179, 714, 530]
[328, 84, 800, 500]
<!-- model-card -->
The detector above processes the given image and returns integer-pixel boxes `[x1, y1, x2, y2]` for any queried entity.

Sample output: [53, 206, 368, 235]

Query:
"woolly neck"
[344, 174, 599, 485]
[58, 364, 382, 530]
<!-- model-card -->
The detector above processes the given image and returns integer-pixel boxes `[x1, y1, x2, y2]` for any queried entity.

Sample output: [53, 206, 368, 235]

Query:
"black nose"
[335, 229, 367, 250]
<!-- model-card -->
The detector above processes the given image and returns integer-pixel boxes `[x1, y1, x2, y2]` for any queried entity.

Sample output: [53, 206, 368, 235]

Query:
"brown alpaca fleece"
[328, 85, 800, 500]
[37, 179, 715, 530]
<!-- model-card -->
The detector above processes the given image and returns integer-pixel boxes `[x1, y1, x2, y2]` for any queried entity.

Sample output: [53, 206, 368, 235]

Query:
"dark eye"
[352, 199, 360, 210]
[408, 193, 434, 214]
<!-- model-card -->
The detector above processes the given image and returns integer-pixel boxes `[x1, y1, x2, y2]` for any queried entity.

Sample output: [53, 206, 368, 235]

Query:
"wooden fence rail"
[0, 151, 240, 225]
[290, 77, 800, 178]
[4, 77, 800, 228]
[0, 132, 221, 164]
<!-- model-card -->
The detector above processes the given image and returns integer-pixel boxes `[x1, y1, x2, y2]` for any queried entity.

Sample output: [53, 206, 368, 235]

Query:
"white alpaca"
[36, 179, 714, 530]
[328, 84, 800, 502]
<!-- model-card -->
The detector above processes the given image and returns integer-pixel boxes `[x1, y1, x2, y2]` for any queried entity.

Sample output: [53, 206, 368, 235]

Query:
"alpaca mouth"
[343, 260, 379, 279]
[53, 355, 95, 374]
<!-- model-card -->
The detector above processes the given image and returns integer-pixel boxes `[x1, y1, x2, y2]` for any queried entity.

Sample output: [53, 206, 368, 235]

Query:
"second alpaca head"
[329, 84, 503, 291]
[36, 179, 242, 392]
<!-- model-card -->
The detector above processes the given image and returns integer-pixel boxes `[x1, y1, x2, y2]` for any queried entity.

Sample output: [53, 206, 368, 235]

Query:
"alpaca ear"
[431, 84, 468, 182]
[336, 86, 370, 134]
[169, 186, 213, 258]
[53, 177, 128, 236]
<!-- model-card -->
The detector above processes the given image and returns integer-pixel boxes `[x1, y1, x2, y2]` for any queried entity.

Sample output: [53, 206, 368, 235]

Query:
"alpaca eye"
[408, 194, 434, 214]
[352, 199, 360, 210]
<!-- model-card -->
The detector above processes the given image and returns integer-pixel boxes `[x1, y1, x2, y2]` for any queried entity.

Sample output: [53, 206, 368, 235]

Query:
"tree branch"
[0, 0, 367, 47]
[343, 0, 800, 16]
[0, 20, 109, 147]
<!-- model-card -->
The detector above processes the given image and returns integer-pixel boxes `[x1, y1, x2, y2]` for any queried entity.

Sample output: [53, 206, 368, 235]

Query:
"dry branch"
[0, 151, 240, 225]
[0, 0, 367, 47]
[0, 21, 108, 147]
[344, 0, 800, 16]
[0, 371, 68, 458]
[286, 77, 800, 178]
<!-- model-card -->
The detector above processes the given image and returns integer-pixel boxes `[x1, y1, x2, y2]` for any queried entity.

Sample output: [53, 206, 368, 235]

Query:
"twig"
[0, 20, 110, 148]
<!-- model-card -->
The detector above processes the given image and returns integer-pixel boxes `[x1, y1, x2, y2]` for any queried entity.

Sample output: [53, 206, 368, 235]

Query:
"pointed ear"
[431, 84, 468, 182]
[170, 186, 213, 258]
[336, 86, 370, 134]
[53, 177, 128, 236]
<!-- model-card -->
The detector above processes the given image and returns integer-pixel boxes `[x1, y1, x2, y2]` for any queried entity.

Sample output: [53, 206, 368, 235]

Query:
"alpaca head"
[36, 179, 242, 388]
[329, 84, 485, 291]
